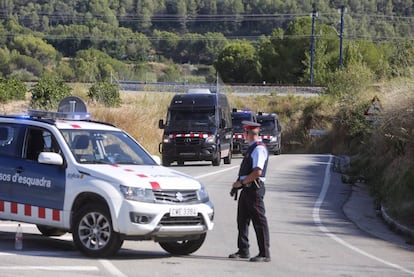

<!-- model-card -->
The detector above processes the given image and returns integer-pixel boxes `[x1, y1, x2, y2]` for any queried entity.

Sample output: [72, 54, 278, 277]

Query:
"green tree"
[152, 30, 179, 60]
[176, 33, 205, 63]
[73, 48, 130, 82]
[48, 25, 93, 57]
[214, 40, 261, 83]
[203, 32, 228, 64]
[9, 53, 44, 78]
[10, 35, 58, 65]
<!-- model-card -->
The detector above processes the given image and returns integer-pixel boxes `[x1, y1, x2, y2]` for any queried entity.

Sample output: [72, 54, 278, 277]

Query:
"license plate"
[169, 207, 198, 217]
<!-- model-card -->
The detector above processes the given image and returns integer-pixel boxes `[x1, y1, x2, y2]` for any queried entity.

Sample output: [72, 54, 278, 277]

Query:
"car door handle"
[16, 166, 24, 173]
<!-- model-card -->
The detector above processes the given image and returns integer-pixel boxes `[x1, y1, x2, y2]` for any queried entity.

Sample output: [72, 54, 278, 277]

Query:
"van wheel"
[159, 233, 206, 255]
[162, 158, 171, 166]
[72, 204, 123, 257]
[212, 151, 221, 166]
[36, 225, 66, 236]
[223, 150, 232, 164]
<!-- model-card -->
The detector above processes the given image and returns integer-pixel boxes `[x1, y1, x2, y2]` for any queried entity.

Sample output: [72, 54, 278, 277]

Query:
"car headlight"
[197, 183, 210, 203]
[120, 185, 155, 202]
[205, 135, 216, 143]
[163, 135, 171, 143]
[270, 136, 277, 142]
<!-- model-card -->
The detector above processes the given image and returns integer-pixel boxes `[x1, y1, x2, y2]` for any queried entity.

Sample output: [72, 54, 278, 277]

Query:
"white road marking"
[195, 165, 239, 179]
[313, 154, 414, 275]
[100, 259, 128, 277]
[0, 266, 98, 271]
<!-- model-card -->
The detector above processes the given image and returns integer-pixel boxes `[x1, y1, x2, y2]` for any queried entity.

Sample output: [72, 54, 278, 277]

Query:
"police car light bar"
[27, 96, 91, 120]
[28, 109, 91, 120]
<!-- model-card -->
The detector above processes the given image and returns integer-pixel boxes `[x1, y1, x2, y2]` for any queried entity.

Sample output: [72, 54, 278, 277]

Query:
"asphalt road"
[1, 154, 414, 276]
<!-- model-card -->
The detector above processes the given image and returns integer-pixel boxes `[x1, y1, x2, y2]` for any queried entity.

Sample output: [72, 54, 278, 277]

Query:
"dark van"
[159, 88, 233, 166]
[231, 109, 257, 154]
[257, 112, 282, 155]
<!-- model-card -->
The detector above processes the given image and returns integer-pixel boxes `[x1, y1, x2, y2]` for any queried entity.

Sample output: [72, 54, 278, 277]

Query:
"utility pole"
[310, 4, 318, 85]
[339, 5, 346, 70]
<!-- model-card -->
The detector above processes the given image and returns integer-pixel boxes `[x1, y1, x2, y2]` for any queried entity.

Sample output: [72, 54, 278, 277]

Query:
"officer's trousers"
[236, 185, 270, 257]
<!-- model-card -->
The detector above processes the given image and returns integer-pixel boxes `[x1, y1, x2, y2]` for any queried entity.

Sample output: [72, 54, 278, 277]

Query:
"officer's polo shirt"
[240, 140, 268, 182]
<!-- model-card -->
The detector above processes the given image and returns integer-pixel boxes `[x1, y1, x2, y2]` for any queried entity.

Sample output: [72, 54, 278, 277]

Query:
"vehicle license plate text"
[169, 207, 197, 217]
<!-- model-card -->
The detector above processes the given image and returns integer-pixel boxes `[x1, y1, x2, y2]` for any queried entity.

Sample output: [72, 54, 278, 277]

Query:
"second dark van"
[257, 112, 282, 155]
[159, 88, 233, 166]
[231, 109, 257, 154]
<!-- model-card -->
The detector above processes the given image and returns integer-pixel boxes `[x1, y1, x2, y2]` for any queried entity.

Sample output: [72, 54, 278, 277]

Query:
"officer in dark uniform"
[229, 120, 271, 262]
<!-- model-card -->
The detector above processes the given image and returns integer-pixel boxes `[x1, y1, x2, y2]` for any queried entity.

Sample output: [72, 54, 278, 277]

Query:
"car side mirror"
[158, 119, 165, 129]
[38, 152, 63, 166]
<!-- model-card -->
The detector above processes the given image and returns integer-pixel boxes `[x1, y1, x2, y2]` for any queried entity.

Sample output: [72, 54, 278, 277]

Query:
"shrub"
[325, 64, 374, 100]
[30, 74, 71, 109]
[87, 81, 120, 107]
[0, 77, 26, 102]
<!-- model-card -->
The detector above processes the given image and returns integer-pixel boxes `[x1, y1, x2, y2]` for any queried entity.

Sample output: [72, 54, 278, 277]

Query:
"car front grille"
[174, 137, 202, 145]
[154, 190, 199, 204]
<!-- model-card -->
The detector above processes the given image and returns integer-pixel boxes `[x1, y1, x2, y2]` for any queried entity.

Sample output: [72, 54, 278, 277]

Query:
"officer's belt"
[244, 179, 264, 188]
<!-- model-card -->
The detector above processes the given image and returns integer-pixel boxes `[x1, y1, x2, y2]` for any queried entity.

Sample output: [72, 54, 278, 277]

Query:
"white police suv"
[0, 97, 214, 257]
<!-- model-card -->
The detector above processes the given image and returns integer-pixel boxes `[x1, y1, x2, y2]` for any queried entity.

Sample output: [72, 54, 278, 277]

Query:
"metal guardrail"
[116, 81, 325, 96]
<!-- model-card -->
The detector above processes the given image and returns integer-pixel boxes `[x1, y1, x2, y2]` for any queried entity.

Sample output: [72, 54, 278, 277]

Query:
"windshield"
[258, 119, 276, 133]
[60, 129, 157, 165]
[167, 110, 215, 130]
[232, 114, 252, 133]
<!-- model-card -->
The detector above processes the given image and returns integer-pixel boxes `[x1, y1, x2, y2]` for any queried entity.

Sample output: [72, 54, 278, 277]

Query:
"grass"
[90, 91, 175, 154]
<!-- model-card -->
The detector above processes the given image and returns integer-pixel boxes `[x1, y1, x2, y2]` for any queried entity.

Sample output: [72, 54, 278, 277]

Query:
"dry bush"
[355, 78, 414, 220]
[90, 91, 174, 155]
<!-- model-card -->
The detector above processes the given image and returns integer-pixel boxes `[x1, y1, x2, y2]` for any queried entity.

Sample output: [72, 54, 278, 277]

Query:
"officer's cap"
[242, 120, 261, 130]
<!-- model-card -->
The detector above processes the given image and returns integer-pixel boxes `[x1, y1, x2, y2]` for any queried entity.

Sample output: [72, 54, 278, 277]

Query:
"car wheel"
[223, 150, 232, 164]
[159, 233, 206, 255]
[36, 225, 67, 236]
[162, 158, 171, 166]
[72, 204, 123, 257]
[212, 150, 221, 166]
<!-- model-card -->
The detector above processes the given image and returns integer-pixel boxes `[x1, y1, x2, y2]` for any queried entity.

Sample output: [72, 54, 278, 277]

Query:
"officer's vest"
[238, 142, 269, 178]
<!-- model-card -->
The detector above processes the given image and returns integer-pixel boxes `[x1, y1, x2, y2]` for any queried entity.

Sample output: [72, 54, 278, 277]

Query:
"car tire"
[162, 158, 171, 166]
[223, 150, 232, 164]
[36, 225, 67, 237]
[212, 150, 221, 166]
[159, 233, 206, 255]
[72, 204, 123, 257]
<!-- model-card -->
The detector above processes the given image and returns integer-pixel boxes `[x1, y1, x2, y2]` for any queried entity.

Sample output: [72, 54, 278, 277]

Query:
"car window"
[61, 129, 157, 165]
[0, 124, 23, 158]
[24, 127, 61, 161]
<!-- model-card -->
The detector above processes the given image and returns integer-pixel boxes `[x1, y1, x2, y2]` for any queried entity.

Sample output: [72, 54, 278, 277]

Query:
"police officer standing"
[229, 120, 271, 262]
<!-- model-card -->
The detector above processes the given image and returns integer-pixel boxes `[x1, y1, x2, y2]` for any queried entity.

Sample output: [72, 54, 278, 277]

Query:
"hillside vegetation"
[0, 1, 414, 87]
[0, 0, 412, 229]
